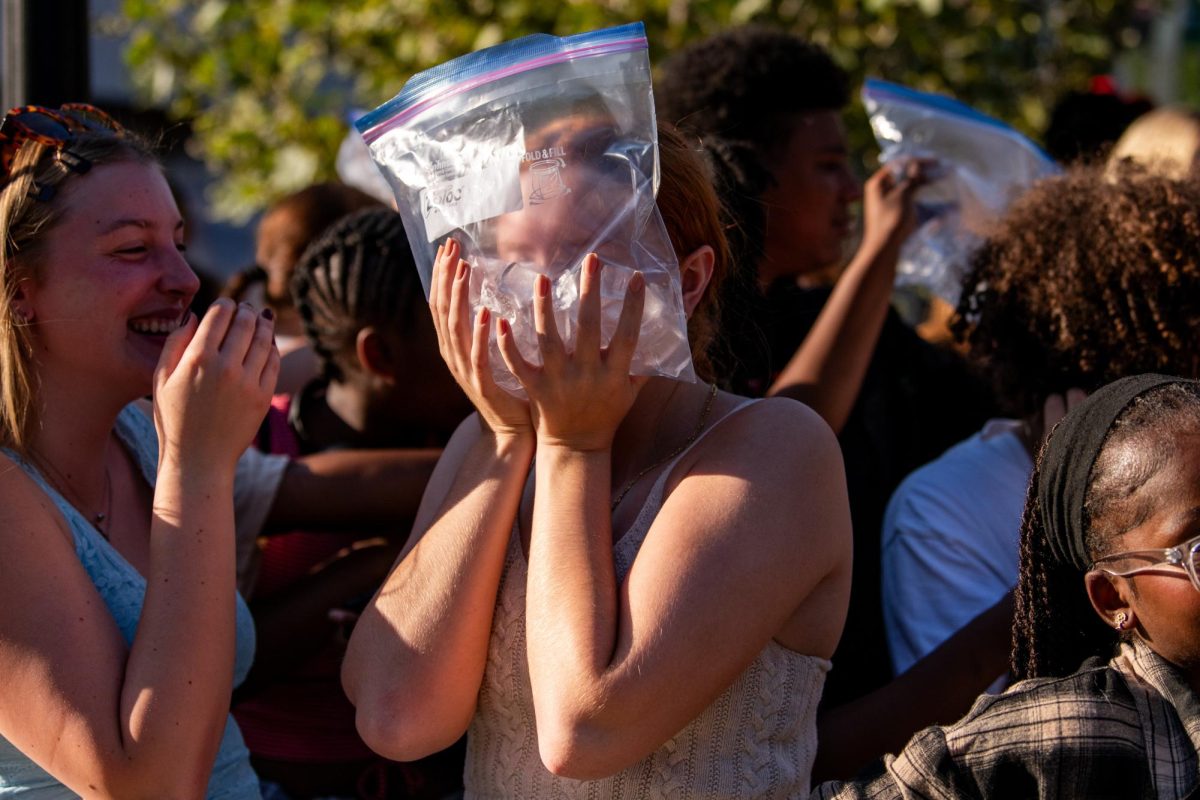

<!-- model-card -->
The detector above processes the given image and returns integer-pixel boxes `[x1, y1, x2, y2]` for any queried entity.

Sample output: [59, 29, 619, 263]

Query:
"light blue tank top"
[0, 405, 261, 799]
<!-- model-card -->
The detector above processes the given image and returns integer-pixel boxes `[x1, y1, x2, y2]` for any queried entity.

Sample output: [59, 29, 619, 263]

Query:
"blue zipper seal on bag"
[863, 78, 1056, 166]
[358, 22, 648, 143]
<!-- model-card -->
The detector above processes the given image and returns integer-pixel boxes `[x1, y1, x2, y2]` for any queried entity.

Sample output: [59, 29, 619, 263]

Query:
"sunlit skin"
[1088, 432, 1200, 694]
[758, 110, 863, 284]
[256, 207, 305, 303]
[23, 161, 198, 407]
[342, 237, 853, 779]
[495, 161, 638, 277]
[0, 152, 279, 797]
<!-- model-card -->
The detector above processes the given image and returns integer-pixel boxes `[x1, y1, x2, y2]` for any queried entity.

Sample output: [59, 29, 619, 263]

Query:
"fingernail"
[498, 318, 511, 335]
[261, 307, 275, 321]
[537, 274, 550, 298]
[586, 253, 600, 275]
[630, 271, 645, 292]
[456, 259, 467, 280]
[479, 307, 490, 326]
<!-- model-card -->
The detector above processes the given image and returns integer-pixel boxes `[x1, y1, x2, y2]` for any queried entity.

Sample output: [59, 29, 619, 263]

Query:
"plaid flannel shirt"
[815, 640, 1200, 799]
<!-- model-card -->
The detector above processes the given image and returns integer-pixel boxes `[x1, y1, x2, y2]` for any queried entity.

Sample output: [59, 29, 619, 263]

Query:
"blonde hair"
[1107, 107, 1200, 180]
[0, 130, 157, 455]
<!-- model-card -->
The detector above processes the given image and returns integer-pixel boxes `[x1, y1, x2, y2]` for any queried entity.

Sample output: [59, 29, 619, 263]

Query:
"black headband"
[1037, 374, 1193, 571]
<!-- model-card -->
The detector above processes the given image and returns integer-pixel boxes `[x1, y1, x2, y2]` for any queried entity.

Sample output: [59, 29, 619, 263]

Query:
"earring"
[1115, 611, 1128, 631]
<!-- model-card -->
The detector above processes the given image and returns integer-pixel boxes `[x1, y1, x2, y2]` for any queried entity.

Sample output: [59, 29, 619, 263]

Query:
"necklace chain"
[29, 450, 113, 540]
[611, 382, 718, 511]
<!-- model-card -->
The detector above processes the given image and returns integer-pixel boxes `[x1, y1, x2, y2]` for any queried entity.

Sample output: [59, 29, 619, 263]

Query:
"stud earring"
[1115, 611, 1128, 631]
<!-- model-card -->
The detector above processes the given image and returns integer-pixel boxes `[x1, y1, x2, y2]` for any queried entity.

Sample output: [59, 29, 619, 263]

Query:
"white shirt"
[881, 419, 1033, 675]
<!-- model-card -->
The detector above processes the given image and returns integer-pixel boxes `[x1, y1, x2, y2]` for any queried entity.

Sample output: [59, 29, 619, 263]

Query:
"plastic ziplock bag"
[357, 22, 695, 394]
[336, 109, 395, 206]
[863, 79, 1059, 306]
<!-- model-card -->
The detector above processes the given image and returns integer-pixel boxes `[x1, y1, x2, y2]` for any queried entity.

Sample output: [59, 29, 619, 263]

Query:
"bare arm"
[342, 238, 536, 761]
[341, 418, 532, 760]
[768, 161, 926, 433]
[0, 301, 277, 799]
[501, 257, 852, 778]
[263, 447, 442, 532]
[814, 591, 1013, 783]
[526, 401, 851, 778]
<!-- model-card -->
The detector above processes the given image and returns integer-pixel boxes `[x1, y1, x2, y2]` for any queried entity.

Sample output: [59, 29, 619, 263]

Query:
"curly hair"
[1012, 382, 1200, 680]
[952, 165, 1200, 418]
[656, 26, 849, 161]
[291, 207, 422, 383]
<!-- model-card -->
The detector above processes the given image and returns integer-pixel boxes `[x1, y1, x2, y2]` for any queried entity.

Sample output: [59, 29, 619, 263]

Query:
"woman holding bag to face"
[343, 125, 853, 798]
[0, 105, 276, 797]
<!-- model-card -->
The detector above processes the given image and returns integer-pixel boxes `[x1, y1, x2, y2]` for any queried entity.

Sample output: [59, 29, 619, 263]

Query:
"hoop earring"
[1115, 611, 1128, 631]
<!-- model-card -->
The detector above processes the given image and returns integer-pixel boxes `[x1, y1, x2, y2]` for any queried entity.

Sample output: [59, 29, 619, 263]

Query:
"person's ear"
[10, 276, 35, 324]
[355, 326, 397, 380]
[1085, 570, 1137, 633]
[679, 245, 715, 318]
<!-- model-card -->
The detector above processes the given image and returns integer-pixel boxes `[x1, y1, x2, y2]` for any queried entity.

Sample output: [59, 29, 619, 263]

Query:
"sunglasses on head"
[0, 103, 124, 199]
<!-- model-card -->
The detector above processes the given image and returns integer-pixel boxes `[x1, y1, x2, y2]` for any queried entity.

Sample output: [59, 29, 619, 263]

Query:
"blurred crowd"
[1, 22, 1199, 800]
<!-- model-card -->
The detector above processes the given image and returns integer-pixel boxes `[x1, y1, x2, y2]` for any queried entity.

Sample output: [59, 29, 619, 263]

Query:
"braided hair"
[1012, 381, 1200, 680]
[291, 207, 422, 383]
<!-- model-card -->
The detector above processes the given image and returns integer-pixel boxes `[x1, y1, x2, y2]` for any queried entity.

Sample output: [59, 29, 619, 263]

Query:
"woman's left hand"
[497, 253, 646, 452]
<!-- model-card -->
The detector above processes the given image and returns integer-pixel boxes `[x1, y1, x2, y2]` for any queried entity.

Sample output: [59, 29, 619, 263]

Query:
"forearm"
[118, 460, 239, 793]
[814, 592, 1013, 782]
[265, 448, 442, 532]
[342, 432, 533, 758]
[526, 445, 620, 760]
[239, 540, 398, 696]
[768, 240, 898, 433]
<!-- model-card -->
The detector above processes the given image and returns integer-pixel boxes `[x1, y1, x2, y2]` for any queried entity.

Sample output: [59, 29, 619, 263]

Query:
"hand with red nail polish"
[427, 237, 532, 442]
[495, 253, 647, 452]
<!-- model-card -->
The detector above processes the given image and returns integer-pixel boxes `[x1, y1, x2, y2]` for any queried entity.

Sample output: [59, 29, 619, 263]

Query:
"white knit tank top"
[463, 400, 831, 799]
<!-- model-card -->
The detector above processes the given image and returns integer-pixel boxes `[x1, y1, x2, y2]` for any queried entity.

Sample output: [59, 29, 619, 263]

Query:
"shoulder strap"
[613, 397, 760, 563]
[642, 397, 760, 508]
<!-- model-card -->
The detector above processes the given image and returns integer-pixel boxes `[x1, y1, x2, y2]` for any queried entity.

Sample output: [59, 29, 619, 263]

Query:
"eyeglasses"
[1, 103, 124, 198]
[1091, 532, 1200, 593]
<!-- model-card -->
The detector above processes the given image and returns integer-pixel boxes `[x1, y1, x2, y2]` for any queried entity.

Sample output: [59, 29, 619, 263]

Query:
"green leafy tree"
[115, 0, 1142, 221]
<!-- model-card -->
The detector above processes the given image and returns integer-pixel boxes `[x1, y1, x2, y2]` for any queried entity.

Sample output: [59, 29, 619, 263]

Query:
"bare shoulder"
[648, 393, 853, 646]
[693, 394, 844, 481]
[659, 394, 851, 573]
[0, 450, 71, 543]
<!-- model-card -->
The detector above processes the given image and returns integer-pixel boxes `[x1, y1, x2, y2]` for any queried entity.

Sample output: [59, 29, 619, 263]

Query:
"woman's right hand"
[429, 238, 532, 442]
[153, 298, 280, 471]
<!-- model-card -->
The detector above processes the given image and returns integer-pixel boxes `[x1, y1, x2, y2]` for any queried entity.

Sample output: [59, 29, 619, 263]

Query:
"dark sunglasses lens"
[62, 108, 114, 133]
[10, 110, 71, 139]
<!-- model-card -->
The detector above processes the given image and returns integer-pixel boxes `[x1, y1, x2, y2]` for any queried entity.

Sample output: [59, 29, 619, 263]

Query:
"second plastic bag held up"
[863, 79, 1059, 306]
[357, 22, 695, 394]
